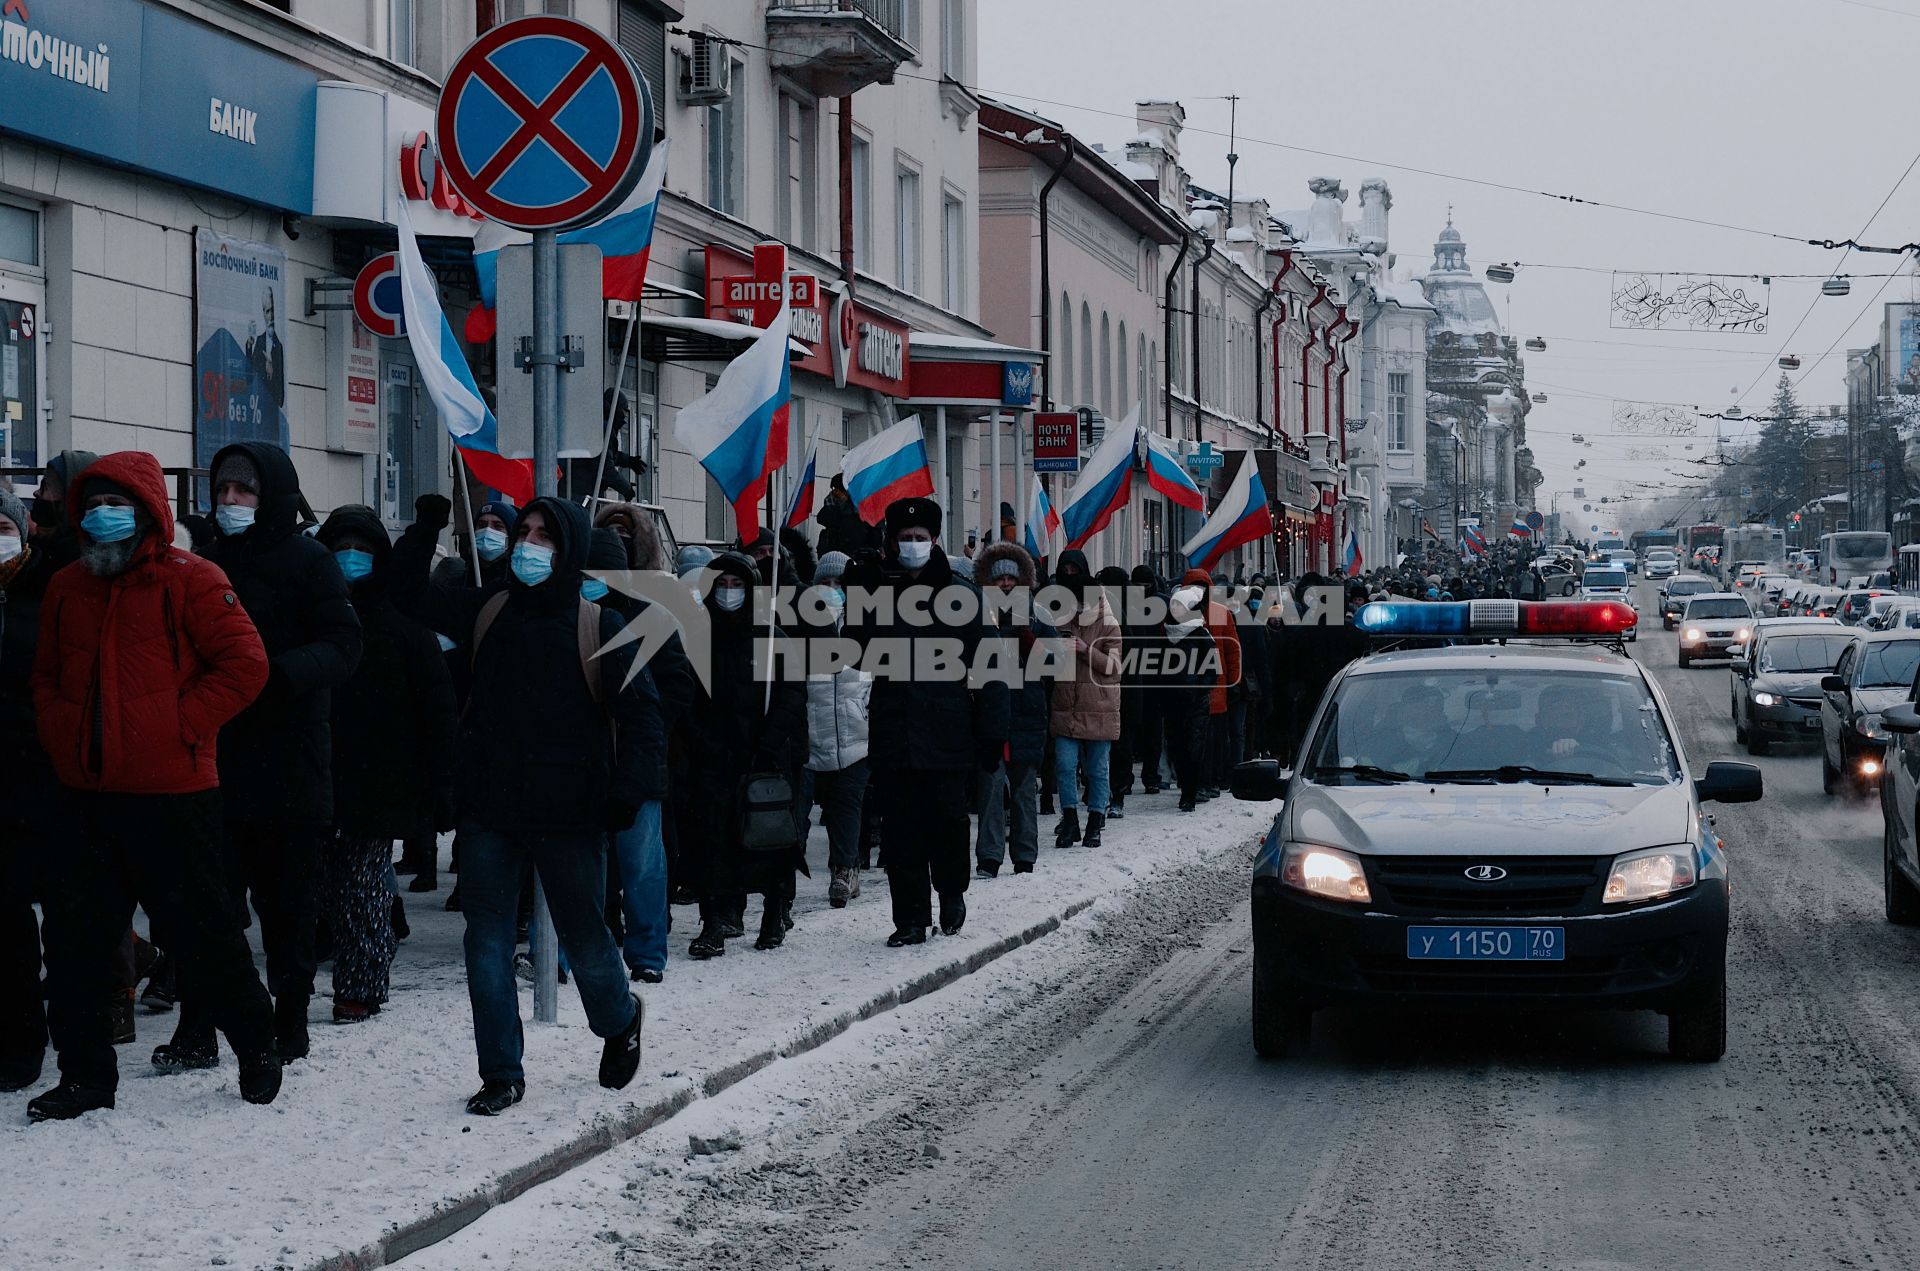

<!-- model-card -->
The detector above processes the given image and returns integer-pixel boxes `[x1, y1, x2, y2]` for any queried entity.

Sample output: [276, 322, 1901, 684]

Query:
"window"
[901, 0, 922, 47]
[895, 163, 922, 293]
[940, 0, 964, 78]
[501, 0, 573, 16]
[1137, 333, 1148, 413]
[1388, 371, 1410, 451]
[706, 62, 744, 215]
[777, 94, 819, 248]
[0, 203, 38, 268]
[1080, 304, 1093, 411]
[1058, 291, 1073, 406]
[389, 0, 417, 68]
[941, 193, 965, 311]
[851, 134, 872, 267]
[616, 1, 671, 112]
[1100, 314, 1112, 415]
[1118, 322, 1130, 419]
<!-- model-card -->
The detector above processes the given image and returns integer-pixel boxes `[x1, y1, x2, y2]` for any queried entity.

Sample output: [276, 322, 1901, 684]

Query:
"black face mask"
[30, 498, 60, 530]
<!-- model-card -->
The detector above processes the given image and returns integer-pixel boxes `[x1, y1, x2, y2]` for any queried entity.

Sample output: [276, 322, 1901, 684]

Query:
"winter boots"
[598, 994, 644, 1090]
[828, 866, 861, 908]
[26, 1081, 114, 1122]
[689, 920, 727, 960]
[152, 1018, 218, 1072]
[140, 951, 176, 1013]
[238, 1052, 284, 1105]
[939, 894, 967, 936]
[754, 902, 788, 951]
[1053, 808, 1081, 850]
[1083, 811, 1106, 849]
[110, 991, 135, 1045]
[887, 926, 927, 947]
[275, 996, 311, 1062]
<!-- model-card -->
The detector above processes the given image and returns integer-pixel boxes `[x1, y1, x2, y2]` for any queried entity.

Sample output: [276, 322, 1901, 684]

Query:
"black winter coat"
[390, 496, 665, 834]
[846, 546, 1009, 773]
[201, 442, 363, 822]
[331, 588, 458, 840]
[0, 543, 65, 831]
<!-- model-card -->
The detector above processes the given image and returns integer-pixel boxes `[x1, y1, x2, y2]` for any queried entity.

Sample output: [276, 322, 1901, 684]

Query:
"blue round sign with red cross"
[352, 253, 405, 338]
[435, 16, 653, 232]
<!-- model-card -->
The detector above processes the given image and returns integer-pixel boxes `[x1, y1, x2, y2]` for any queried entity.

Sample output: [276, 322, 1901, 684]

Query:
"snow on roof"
[1188, 208, 1220, 232]
[912, 331, 1047, 359]
[1114, 159, 1156, 180]
[1378, 277, 1436, 311]
[1225, 225, 1256, 242]
[1020, 128, 1049, 144]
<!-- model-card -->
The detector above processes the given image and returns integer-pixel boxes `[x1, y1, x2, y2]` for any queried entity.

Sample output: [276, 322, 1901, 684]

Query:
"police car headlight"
[1752, 691, 1780, 707]
[1280, 843, 1372, 904]
[1602, 845, 1697, 905]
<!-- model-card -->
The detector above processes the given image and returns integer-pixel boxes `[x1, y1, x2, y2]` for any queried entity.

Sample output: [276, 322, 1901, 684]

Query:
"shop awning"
[638, 314, 811, 364]
[907, 332, 1045, 406]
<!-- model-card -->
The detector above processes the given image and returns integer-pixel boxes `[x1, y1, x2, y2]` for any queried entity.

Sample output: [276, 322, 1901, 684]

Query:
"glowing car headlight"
[1280, 843, 1372, 904]
[1733, 627, 1752, 641]
[1683, 627, 1703, 641]
[1603, 845, 1698, 905]
[1752, 691, 1780, 707]
[1857, 714, 1889, 740]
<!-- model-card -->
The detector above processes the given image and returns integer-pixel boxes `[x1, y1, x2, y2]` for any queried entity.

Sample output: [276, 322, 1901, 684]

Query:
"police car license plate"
[1406, 926, 1565, 961]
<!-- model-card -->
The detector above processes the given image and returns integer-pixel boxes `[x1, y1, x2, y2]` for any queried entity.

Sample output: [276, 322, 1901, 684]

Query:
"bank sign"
[0, 0, 317, 212]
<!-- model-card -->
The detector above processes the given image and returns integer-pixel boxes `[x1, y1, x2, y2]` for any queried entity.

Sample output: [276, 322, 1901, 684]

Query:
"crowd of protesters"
[0, 442, 1549, 1125]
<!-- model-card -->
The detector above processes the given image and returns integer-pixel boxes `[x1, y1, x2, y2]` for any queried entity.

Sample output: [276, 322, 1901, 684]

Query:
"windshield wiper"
[1311, 764, 1412, 784]
[1421, 765, 1635, 787]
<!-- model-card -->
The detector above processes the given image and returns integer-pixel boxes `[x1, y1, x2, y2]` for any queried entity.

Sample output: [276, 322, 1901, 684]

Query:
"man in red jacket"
[25, 451, 282, 1121]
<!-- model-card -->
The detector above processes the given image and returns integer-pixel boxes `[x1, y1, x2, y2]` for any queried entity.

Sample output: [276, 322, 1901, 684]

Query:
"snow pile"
[0, 791, 1265, 1271]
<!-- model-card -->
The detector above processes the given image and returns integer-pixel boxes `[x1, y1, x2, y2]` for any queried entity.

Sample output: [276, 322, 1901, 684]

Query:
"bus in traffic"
[1723, 524, 1787, 571]
[1680, 523, 1724, 562]
[1821, 530, 1895, 586]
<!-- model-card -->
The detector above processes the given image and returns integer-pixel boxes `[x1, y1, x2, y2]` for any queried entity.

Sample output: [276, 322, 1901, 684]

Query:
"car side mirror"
[1884, 703, 1920, 735]
[1728, 645, 1747, 662]
[1695, 760, 1763, 804]
[1230, 759, 1287, 803]
[1821, 675, 1847, 692]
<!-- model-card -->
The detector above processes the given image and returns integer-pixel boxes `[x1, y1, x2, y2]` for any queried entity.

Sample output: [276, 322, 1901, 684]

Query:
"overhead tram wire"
[675, 26, 1920, 257]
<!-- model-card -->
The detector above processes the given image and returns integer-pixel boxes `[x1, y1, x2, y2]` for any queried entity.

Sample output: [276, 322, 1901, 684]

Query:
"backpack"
[470, 591, 607, 711]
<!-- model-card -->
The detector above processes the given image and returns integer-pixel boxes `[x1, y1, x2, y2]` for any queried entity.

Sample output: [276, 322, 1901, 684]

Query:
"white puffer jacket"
[806, 664, 872, 772]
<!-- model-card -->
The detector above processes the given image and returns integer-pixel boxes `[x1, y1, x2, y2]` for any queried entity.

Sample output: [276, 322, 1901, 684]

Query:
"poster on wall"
[194, 229, 289, 487]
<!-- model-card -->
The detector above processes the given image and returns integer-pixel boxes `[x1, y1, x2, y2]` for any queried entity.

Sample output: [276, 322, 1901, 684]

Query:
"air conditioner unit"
[682, 34, 733, 104]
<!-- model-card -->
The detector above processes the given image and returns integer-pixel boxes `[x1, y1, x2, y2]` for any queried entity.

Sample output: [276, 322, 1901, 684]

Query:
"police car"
[1233, 600, 1762, 1062]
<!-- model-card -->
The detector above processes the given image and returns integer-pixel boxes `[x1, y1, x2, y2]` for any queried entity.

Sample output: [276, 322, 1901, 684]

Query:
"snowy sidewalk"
[0, 791, 1266, 1271]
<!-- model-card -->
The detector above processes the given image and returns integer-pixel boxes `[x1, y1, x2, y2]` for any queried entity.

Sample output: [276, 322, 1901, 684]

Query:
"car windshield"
[1857, 641, 1920, 689]
[1758, 634, 1853, 673]
[1686, 599, 1750, 619]
[1586, 570, 1627, 588]
[1307, 669, 1680, 787]
[1667, 581, 1711, 596]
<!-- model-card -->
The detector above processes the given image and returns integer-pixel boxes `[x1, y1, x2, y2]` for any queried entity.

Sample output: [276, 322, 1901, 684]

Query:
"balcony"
[766, 1, 916, 97]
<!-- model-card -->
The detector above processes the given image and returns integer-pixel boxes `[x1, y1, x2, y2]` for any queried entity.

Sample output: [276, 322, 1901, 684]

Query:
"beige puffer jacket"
[1049, 592, 1122, 741]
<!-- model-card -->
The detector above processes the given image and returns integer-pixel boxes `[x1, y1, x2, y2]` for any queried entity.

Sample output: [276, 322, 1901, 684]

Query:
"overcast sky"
[978, 0, 1920, 521]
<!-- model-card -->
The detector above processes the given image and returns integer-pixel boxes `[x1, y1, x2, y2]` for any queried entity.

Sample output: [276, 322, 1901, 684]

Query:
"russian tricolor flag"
[1344, 528, 1364, 577]
[673, 297, 792, 540]
[841, 419, 935, 525]
[783, 436, 818, 531]
[395, 201, 533, 504]
[1024, 473, 1063, 564]
[1059, 407, 1139, 549]
[465, 140, 671, 345]
[1180, 452, 1273, 573]
[1509, 517, 1532, 539]
[1463, 523, 1487, 554]
[1142, 430, 1204, 511]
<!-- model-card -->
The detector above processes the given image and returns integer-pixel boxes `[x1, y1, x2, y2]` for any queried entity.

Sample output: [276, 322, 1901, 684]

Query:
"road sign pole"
[531, 225, 561, 1025]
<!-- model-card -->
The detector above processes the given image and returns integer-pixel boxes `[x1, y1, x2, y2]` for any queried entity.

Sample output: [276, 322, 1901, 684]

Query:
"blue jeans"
[1054, 737, 1112, 813]
[612, 802, 667, 976]
[459, 828, 637, 1086]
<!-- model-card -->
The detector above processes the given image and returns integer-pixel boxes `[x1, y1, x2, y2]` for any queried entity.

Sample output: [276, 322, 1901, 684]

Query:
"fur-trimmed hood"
[975, 540, 1035, 589]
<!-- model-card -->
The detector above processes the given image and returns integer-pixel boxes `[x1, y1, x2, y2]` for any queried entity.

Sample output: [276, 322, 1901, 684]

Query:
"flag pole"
[588, 308, 640, 505]
[452, 449, 482, 587]
[764, 476, 776, 712]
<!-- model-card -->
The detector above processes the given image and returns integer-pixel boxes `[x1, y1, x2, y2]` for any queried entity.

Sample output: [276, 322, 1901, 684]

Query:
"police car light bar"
[1353, 600, 1639, 638]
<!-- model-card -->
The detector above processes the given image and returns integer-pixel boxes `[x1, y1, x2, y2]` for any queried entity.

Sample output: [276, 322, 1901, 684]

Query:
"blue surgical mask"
[714, 585, 747, 612]
[215, 504, 256, 536]
[335, 548, 374, 583]
[897, 540, 932, 569]
[81, 505, 138, 544]
[581, 577, 610, 602]
[510, 541, 554, 586]
[475, 527, 509, 562]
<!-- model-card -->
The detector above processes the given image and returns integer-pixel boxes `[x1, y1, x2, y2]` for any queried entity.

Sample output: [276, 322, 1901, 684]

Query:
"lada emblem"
[1464, 865, 1508, 882]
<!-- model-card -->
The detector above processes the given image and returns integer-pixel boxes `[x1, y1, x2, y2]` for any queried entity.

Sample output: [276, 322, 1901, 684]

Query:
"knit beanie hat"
[0, 486, 27, 539]
[213, 451, 260, 494]
[989, 556, 1020, 581]
[814, 550, 850, 581]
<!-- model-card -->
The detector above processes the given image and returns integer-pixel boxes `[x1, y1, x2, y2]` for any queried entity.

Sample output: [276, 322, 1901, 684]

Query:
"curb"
[312, 894, 1100, 1270]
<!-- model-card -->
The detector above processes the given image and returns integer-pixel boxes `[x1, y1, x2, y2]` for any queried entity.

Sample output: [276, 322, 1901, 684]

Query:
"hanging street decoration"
[1609, 273, 1769, 334]
[1612, 401, 1700, 436]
